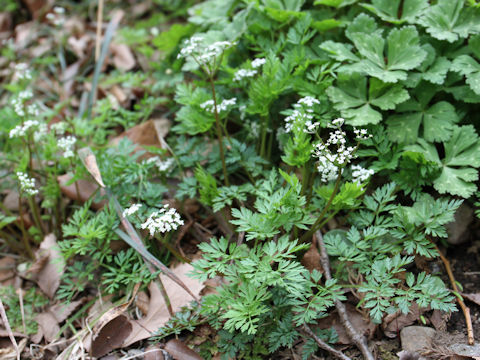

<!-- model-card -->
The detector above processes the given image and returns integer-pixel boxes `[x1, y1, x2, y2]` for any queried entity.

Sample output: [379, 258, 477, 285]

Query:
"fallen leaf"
[31, 234, 65, 298]
[396, 350, 420, 360]
[2, 190, 21, 211]
[110, 43, 136, 71]
[0, 12, 11, 33]
[0, 338, 26, 360]
[164, 339, 202, 360]
[78, 148, 106, 187]
[57, 174, 106, 209]
[110, 119, 168, 151]
[301, 237, 322, 273]
[383, 303, 424, 338]
[91, 314, 132, 358]
[316, 303, 376, 344]
[462, 293, 480, 306]
[34, 312, 59, 343]
[144, 345, 165, 360]
[429, 310, 449, 332]
[0, 257, 15, 286]
[123, 263, 204, 346]
[21, 0, 51, 19]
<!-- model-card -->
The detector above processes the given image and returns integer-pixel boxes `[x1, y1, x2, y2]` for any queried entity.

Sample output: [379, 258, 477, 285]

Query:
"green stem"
[209, 77, 229, 186]
[260, 115, 268, 158]
[300, 168, 343, 243]
[28, 196, 45, 237]
[17, 196, 34, 259]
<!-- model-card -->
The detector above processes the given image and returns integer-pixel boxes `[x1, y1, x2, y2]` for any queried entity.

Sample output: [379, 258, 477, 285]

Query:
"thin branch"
[303, 324, 351, 360]
[95, 0, 104, 61]
[316, 231, 375, 360]
[432, 241, 474, 345]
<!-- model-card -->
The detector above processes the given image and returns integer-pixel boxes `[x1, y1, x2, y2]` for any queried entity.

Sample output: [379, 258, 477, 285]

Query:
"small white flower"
[317, 156, 338, 183]
[123, 203, 142, 217]
[150, 27, 159, 36]
[14, 63, 32, 81]
[51, 122, 67, 135]
[53, 6, 65, 14]
[298, 96, 320, 107]
[141, 205, 184, 236]
[16, 172, 38, 196]
[156, 158, 174, 172]
[233, 68, 257, 81]
[58, 136, 77, 158]
[351, 165, 374, 184]
[354, 127, 372, 140]
[284, 96, 320, 133]
[33, 123, 48, 142]
[9, 120, 40, 138]
[251, 58, 266, 68]
[332, 118, 344, 127]
[177, 36, 236, 70]
[200, 98, 236, 113]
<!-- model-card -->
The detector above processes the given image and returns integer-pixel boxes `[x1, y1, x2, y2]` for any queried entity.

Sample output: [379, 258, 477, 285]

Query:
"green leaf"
[314, 0, 358, 7]
[451, 55, 480, 95]
[326, 73, 409, 126]
[407, 125, 480, 197]
[153, 23, 195, 55]
[387, 95, 459, 144]
[417, 0, 480, 43]
[360, 0, 428, 24]
[321, 21, 427, 83]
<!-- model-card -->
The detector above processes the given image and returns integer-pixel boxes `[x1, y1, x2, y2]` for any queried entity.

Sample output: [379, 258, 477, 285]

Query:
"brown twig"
[303, 324, 351, 360]
[0, 298, 20, 360]
[316, 231, 375, 360]
[95, 0, 104, 61]
[432, 242, 474, 345]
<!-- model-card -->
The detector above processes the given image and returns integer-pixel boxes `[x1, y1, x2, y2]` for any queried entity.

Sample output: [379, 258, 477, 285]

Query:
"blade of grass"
[86, 10, 124, 120]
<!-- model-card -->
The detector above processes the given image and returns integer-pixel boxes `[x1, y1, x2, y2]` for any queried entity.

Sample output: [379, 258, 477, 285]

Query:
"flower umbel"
[123, 203, 142, 217]
[141, 205, 184, 236]
[57, 136, 77, 158]
[284, 96, 320, 133]
[16, 172, 38, 196]
[351, 165, 374, 184]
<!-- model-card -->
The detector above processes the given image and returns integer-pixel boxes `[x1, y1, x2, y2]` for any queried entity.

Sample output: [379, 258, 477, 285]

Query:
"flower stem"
[300, 168, 343, 243]
[209, 77, 229, 186]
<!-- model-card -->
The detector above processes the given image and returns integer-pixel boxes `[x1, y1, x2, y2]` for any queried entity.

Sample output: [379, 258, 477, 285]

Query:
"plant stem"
[260, 115, 268, 158]
[303, 324, 351, 360]
[16, 196, 34, 259]
[316, 231, 375, 360]
[300, 168, 343, 243]
[208, 77, 229, 186]
[27, 196, 45, 237]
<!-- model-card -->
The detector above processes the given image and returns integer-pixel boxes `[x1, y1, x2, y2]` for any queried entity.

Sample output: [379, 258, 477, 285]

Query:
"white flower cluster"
[9, 120, 40, 138]
[200, 97, 236, 113]
[284, 96, 320, 133]
[233, 58, 266, 81]
[351, 165, 374, 184]
[251, 58, 266, 68]
[58, 136, 77, 158]
[11, 90, 33, 117]
[46, 7, 66, 26]
[51, 122, 68, 135]
[177, 36, 236, 68]
[33, 123, 48, 142]
[354, 127, 373, 140]
[145, 157, 175, 172]
[141, 204, 184, 236]
[233, 69, 257, 81]
[16, 172, 38, 196]
[14, 63, 32, 81]
[123, 203, 142, 217]
[313, 118, 357, 183]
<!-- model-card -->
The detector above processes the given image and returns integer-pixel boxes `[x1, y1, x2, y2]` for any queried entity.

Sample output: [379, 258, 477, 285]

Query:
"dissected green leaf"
[417, 0, 480, 43]
[360, 0, 428, 24]
[407, 125, 480, 197]
[327, 73, 409, 125]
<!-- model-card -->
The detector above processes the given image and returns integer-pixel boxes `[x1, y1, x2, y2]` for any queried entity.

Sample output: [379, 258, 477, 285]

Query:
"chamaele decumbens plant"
[1, 0, 480, 358]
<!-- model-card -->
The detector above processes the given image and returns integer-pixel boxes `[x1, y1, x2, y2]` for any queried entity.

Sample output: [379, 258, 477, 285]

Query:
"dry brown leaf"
[144, 345, 165, 360]
[110, 119, 166, 150]
[462, 293, 480, 306]
[383, 303, 424, 338]
[0, 257, 16, 286]
[21, 0, 51, 19]
[0, 338, 26, 360]
[62, 61, 81, 98]
[49, 299, 85, 323]
[31, 234, 65, 299]
[135, 291, 150, 316]
[316, 303, 375, 344]
[67, 35, 90, 58]
[164, 339, 202, 360]
[57, 174, 106, 209]
[79, 149, 106, 188]
[123, 263, 204, 347]
[2, 190, 21, 211]
[34, 312, 59, 343]
[0, 12, 11, 33]
[110, 43, 136, 71]
[301, 237, 322, 273]
[91, 313, 132, 358]
[429, 310, 448, 332]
